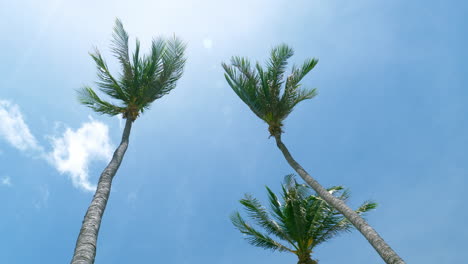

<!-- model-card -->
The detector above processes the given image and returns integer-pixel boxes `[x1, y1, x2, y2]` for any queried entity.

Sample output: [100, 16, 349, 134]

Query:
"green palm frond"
[150, 36, 186, 100]
[285, 58, 318, 91]
[231, 212, 294, 252]
[356, 201, 378, 214]
[282, 183, 309, 247]
[240, 194, 292, 243]
[283, 174, 297, 190]
[222, 44, 318, 135]
[310, 205, 343, 246]
[266, 44, 294, 99]
[111, 18, 133, 82]
[266, 186, 284, 222]
[311, 190, 377, 246]
[222, 58, 263, 119]
[89, 49, 129, 102]
[78, 86, 125, 116]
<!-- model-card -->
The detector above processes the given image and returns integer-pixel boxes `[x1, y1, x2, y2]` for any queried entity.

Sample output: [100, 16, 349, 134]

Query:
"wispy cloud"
[1, 176, 12, 187]
[47, 118, 114, 191]
[34, 185, 50, 210]
[0, 99, 116, 192]
[0, 100, 42, 152]
[0, 99, 115, 192]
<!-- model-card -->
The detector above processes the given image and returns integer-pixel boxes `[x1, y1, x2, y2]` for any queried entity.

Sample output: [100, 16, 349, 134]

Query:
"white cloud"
[47, 119, 114, 191]
[0, 100, 42, 152]
[203, 38, 213, 49]
[0, 99, 115, 192]
[1, 176, 12, 187]
[34, 185, 50, 210]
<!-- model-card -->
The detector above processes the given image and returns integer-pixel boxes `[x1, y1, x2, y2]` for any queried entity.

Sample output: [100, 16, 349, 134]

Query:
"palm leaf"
[111, 18, 133, 82]
[156, 36, 186, 97]
[77, 86, 125, 116]
[265, 44, 294, 100]
[240, 194, 293, 244]
[231, 212, 294, 252]
[89, 49, 129, 102]
[222, 62, 263, 118]
[266, 186, 284, 222]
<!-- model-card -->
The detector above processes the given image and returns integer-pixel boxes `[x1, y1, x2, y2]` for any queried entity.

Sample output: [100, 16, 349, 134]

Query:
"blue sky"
[0, 0, 466, 263]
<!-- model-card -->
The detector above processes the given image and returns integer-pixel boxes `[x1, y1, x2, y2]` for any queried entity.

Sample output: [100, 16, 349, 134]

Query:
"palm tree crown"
[79, 18, 186, 121]
[231, 175, 376, 264]
[222, 44, 317, 136]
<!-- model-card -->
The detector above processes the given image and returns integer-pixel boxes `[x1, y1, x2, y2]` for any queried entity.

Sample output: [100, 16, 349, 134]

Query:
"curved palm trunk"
[71, 119, 133, 264]
[274, 134, 405, 264]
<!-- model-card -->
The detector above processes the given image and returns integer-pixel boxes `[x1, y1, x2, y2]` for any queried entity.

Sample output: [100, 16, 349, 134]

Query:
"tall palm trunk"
[71, 118, 133, 264]
[273, 133, 405, 264]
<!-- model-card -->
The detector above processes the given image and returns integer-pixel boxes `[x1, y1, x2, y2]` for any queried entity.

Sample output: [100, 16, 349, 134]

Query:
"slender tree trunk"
[274, 134, 405, 264]
[71, 119, 133, 264]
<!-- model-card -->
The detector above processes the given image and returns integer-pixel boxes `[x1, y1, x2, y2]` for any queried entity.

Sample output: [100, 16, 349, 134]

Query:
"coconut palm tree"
[231, 175, 376, 264]
[222, 44, 405, 264]
[70, 19, 186, 264]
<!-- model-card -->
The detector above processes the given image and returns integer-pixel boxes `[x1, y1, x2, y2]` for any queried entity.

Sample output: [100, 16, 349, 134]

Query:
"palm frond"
[310, 205, 343, 246]
[222, 61, 263, 118]
[285, 58, 318, 91]
[142, 36, 186, 104]
[280, 59, 318, 120]
[240, 194, 292, 243]
[280, 179, 308, 246]
[266, 44, 294, 99]
[111, 18, 133, 82]
[141, 38, 165, 87]
[283, 174, 297, 190]
[160, 36, 186, 92]
[326, 186, 345, 195]
[231, 212, 293, 252]
[291, 88, 317, 108]
[356, 201, 378, 214]
[89, 49, 129, 102]
[128, 38, 141, 97]
[266, 186, 284, 222]
[256, 62, 271, 107]
[77, 86, 125, 116]
[312, 190, 377, 246]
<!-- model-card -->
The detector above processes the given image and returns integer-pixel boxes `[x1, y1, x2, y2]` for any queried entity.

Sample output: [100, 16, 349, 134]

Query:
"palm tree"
[222, 44, 405, 264]
[231, 175, 376, 264]
[71, 19, 186, 264]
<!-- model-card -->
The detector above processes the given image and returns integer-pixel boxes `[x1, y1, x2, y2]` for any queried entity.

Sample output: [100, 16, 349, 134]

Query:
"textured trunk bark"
[274, 134, 405, 264]
[297, 255, 317, 264]
[70, 118, 133, 264]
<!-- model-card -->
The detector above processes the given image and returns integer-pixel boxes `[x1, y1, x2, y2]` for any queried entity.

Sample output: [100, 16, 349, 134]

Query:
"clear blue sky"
[0, 0, 466, 263]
